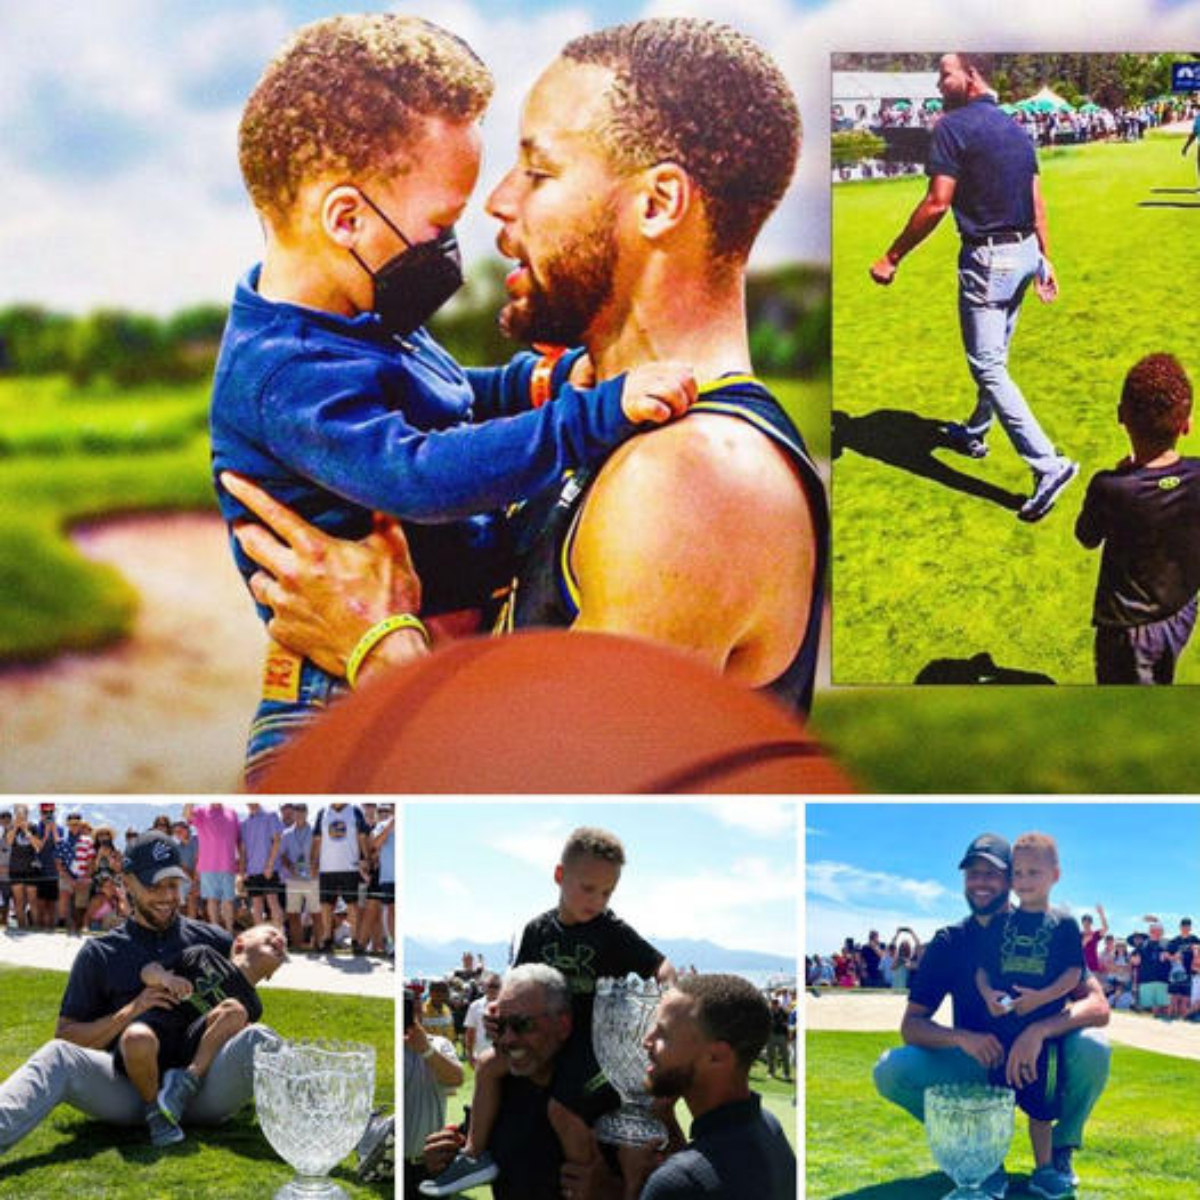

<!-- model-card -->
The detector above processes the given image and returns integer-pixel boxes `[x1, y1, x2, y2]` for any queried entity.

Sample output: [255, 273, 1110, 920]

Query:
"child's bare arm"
[140, 961, 193, 1000]
[976, 966, 1012, 1018]
[1012, 965, 1081, 1016]
[655, 958, 678, 987]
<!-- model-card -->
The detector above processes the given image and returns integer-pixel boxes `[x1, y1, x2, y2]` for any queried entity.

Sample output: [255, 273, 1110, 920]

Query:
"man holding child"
[874, 832, 1111, 1200]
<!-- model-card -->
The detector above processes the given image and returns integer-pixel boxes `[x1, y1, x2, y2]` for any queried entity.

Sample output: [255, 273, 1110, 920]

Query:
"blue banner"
[1171, 62, 1200, 91]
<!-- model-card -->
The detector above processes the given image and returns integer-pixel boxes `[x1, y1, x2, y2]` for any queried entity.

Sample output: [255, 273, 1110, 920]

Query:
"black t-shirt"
[641, 1095, 796, 1200]
[926, 95, 1038, 238]
[1075, 457, 1200, 626]
[514, 908, 663, 1029]
[59, 916, 233, 1046]
[978, 908, 1084, 1032]
[490, 1074, 562, 1200]
[860, 943, 883, 986]
[138, 944, 263, 1069]
[908, 916, 992, 1033]
[1134, 938, 1171, 983]
[1168, 933, 1200, 974]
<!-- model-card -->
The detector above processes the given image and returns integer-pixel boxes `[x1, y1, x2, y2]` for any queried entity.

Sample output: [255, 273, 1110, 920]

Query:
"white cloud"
[703, 799, 797, 838]
[808, 859, 950, 909]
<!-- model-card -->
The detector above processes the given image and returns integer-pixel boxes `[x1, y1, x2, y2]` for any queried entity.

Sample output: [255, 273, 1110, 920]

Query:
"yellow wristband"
[345, 614, 430, 689]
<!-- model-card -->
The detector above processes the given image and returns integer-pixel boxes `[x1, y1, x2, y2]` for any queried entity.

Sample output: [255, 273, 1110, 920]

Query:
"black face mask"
[349, 189, 463, 339]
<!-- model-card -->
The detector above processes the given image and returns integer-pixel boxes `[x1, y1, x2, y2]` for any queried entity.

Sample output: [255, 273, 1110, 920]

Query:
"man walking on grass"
[871, 53, 1078, 523]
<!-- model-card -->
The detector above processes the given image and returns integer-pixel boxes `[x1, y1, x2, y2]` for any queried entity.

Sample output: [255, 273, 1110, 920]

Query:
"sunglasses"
[494, 1012, 547, 1037]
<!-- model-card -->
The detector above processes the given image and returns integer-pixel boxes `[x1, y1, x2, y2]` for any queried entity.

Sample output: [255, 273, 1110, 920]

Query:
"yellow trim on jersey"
[558, 375, 784, 617]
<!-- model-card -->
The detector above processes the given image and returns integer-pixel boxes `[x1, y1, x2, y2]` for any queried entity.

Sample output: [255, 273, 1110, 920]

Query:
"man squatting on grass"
[874, 833, 1110, 1200]
[1075, 354, 1200, 684]
[870, 53, 1079, 524]
[222, 17, 827, 722]
[0, 833, 279, 1156]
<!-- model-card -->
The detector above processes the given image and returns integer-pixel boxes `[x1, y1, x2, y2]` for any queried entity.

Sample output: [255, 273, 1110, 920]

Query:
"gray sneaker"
[157, 1066, 201, 1125]
[1019, 460, 1079, 522]
[419, 1150, 499, 1196]
[144, 1102, 185, 1147]
[981, 1165, 1008, 1199]
[1052, 1147, 1079, 1187]
[1028, 1165, 1075, 1199]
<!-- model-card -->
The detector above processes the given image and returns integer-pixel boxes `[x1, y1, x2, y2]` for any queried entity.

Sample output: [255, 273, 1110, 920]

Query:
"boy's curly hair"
[561, 18, 800, 263]
[239, 15, 492, 228]
[1120, 353, 1193, 444]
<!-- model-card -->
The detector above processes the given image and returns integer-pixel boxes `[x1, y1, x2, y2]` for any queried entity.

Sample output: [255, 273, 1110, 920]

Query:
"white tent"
[832, 71, 940, 123]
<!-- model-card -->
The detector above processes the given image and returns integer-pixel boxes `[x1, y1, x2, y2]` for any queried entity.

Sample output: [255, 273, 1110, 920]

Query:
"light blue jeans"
[957, 234, 1064, 477]
[873, 1027, 1111, 1150]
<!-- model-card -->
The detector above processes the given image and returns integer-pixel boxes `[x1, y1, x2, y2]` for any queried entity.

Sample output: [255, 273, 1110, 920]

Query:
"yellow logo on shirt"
[1158, 476, 1181, 491]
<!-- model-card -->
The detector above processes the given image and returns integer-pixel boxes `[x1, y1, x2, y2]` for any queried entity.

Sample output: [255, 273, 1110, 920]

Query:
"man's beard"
[646, 1061, 693, 1099]
[500, 207, 618, 345]
[966, 887, 1009, 917]
[131, 889, 177, 931]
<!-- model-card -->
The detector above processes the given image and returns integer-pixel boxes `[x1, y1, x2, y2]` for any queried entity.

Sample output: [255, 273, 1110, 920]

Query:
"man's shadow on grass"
[916, 651, 1056, 685]
[1138, 198, 1200, 209]
[832, 409, 1025, 512]
[826, 1173, 1037, 1199]
[1149, 187, 1200, 194]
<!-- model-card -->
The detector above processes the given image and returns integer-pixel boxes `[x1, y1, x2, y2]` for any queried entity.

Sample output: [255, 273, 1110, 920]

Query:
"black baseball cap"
[122, 832, 189, 887]
[958, 833, 1012, 873]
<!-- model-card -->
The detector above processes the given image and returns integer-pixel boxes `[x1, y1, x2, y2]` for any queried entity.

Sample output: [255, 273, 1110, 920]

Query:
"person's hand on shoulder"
[619, 362, 697, 425]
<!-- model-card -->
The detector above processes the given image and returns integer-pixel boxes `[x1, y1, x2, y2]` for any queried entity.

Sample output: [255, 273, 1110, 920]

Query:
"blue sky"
[806, 802, 1200, 955]
[404, 800, 798, 957]
[5, 0, 1197, 314]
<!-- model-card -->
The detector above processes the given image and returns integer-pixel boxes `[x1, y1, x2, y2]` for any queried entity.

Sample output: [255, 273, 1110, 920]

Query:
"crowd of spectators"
[0, 801, 395, 958]
[407, 954, 800, 1077]
[810, 910, 1200, 1021]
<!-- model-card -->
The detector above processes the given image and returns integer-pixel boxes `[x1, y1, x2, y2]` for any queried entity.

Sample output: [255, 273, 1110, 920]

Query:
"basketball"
[256, 630, 855, 794]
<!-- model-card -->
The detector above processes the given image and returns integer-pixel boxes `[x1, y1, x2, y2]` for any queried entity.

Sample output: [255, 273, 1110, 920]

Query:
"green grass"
[0, 965, 394, 1199]
[832, 132, 1199, 685]
[806, 1030, 1200, 1199]
[437, 1051, 798, 1196]
[0, 376, 213, 661]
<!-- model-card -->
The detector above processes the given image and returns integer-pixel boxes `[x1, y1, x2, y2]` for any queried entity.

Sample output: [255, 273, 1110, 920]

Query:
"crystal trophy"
[254, 1038, 375, 1199]
[592, 975, 667, 1146]
[924, 1083, 1015, 1200]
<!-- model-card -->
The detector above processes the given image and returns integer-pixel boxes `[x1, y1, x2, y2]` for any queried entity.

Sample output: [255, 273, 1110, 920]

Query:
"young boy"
[421, 827, 676, 1197]
[1076, 353, 1200, 684]
[113, 922, 286, 1146]
[974, 833, 1083, 1200]
[214, 15, 696, 783]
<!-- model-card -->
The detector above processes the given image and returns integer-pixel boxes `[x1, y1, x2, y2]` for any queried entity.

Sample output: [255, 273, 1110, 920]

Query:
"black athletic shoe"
[356, 1112, 395, 1183]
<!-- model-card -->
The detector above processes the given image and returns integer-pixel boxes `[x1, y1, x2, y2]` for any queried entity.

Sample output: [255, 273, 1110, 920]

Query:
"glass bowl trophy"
[254, 1038, 376, 1199]
[592, 975, 667, 1147]
[924, 1083, 1015, 1200]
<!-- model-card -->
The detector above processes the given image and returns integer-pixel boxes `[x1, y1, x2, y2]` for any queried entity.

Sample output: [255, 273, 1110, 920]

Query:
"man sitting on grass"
[115, 922, 287, 1146]
[0, 832, 277, 1158]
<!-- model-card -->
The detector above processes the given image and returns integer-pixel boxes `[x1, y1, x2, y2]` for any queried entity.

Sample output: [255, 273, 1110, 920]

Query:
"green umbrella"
[923, 97, 943, 110]
[892, 99, 912, 110]
[1000, 103, 1019, 115]
[1080, 102, 1102, 113]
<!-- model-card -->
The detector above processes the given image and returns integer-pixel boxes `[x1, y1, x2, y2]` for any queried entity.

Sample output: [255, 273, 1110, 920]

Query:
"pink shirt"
[192, 805, 241, 874]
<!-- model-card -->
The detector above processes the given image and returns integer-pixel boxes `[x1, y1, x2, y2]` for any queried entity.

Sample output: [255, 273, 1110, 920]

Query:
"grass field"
[832, 131, 1200, 685]
[806, 1030, 1200, 1199]
[0, 965, 394, 1200]
[435, 1053, 798, 1197]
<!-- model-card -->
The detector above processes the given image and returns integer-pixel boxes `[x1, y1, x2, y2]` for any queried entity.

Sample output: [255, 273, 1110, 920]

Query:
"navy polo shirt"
[59, 916, 233, 1046]
[927, 96, 1039, 239]
[641, 1094, 796, 1199]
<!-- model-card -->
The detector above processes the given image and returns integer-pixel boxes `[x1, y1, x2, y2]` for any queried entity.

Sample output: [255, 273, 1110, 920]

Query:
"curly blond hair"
[562, 19, 800, 262]
[239, 14, 493, 227]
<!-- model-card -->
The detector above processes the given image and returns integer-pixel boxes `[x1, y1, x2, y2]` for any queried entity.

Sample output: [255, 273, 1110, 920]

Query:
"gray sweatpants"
[0, 1024, 277, 1152]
